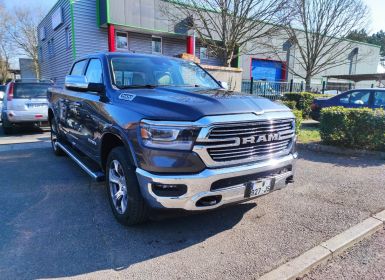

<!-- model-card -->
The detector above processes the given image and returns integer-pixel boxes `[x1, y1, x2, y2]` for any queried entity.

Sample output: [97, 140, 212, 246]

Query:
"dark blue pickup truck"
[48, 52, 297, 225]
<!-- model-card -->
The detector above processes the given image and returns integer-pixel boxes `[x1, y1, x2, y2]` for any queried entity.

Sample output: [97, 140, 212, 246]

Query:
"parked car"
[323, 89, 341, 95]
[1, 79, 53, 134]
[48, 52, 297, 225]
[0, 85, 5, 122]
[310, 88, 385, 120]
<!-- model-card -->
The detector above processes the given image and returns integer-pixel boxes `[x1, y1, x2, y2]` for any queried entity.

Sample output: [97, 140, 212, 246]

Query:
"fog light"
[196, 195, 222, 207]
[151, 183, 187, 197]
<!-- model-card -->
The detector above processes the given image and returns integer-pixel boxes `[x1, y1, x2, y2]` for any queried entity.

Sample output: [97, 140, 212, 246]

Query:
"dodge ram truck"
[48, 52, 297, 225]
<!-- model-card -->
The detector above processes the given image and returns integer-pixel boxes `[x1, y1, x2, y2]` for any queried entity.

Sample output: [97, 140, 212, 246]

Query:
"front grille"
[206, 119, 294, 163]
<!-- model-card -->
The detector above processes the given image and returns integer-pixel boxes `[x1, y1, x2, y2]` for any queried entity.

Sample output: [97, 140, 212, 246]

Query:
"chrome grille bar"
[209, 142, 289, 156]
[211, 145, 290, 160]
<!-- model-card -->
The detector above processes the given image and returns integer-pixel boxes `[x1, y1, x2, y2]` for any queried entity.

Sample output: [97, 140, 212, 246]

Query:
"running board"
[56, 142, 105, 182]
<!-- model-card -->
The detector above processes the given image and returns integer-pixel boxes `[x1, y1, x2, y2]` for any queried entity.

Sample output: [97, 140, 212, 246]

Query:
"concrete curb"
[259, 210, 385, 280]
[298, 143, 385, 159]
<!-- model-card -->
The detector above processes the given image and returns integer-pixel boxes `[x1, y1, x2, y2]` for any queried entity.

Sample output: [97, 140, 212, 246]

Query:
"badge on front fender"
[119, 93, 136, 101]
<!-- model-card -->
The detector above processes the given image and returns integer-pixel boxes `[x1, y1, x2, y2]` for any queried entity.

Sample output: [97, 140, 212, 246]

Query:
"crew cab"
[48, 52, 297, 225]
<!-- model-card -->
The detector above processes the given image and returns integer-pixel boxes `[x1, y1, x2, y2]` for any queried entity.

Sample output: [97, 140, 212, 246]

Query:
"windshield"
[13, 83, 51, 99]
[110, 56, 220, 89]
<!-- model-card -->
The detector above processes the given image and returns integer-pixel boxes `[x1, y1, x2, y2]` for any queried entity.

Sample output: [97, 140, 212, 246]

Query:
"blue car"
[310, 88, 385, 120]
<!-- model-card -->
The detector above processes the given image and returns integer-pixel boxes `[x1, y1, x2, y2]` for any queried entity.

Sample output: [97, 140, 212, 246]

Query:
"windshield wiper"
[118, 84, 158, 89]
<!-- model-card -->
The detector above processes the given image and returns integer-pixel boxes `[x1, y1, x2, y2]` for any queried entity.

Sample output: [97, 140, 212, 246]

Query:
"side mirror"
[65, 75, 105, 95]
[219, 81, 229, 90]
[88, 82, 105, 94]
[65, 75, 88, 91]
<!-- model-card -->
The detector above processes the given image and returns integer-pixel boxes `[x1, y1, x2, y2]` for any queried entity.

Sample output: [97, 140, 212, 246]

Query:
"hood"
[114, 87, 290, 121]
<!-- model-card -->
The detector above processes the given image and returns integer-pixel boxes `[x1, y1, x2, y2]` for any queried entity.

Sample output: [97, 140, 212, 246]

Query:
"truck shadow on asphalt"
[0, 148, 256, 279]
[299, 149, 385, 168]
[0, 125, 49, 136]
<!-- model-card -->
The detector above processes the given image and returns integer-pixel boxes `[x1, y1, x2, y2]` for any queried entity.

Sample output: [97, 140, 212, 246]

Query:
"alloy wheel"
[109, 159, 128, 214]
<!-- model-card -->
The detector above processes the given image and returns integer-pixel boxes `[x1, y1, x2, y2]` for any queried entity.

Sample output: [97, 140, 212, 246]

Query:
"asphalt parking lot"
[0, 128, 385, 279]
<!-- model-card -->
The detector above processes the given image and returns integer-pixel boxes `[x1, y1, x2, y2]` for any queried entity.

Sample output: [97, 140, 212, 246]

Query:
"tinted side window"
[339, 91, 370, 106]
[85, 59, 103, 83]
[70, 60, 87, 76]
[374, 91, 385, 107]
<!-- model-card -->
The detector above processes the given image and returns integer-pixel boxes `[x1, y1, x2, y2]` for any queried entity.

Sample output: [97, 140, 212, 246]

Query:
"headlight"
[140, 122, 199, 150]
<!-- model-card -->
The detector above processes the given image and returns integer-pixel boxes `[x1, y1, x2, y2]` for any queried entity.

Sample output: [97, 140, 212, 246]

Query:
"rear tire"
[106, 146, 149, 225]
[50, 117, 65, 156]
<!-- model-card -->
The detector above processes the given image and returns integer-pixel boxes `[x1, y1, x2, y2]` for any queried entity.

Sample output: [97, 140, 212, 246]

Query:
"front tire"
[106, 147, 149, 225]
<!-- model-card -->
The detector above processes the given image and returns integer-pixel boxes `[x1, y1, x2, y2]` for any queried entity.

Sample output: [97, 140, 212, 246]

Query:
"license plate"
[28, 103, 47, 108]
[245, 178, 274, 198]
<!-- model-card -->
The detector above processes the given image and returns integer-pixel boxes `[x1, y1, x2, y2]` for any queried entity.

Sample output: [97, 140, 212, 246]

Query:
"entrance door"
[251, 59, 283, 82]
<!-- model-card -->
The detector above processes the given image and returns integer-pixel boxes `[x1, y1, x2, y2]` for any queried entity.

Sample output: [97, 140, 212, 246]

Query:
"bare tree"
[0, 3, 12, 83]
[285, 0, 369, 90]
[0, 38, 12, 84]
[4, 7, 42, 79]
[162, 0, 291, 67]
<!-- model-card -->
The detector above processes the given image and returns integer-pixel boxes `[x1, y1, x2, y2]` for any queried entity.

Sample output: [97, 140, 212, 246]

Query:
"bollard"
[322, 81, 326, 94]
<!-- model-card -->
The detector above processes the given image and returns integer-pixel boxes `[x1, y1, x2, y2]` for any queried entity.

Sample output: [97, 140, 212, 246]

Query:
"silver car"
[1, 80, 53, 134]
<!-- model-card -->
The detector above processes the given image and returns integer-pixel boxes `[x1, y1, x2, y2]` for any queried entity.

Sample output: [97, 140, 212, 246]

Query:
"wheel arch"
[100, 128, 138, 171]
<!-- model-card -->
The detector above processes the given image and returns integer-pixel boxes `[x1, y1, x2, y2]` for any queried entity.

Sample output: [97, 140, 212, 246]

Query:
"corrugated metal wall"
[38, 0, 73, 85]
[121, 30, 223, 65]
[73, 0, 108, 58]
[195, 42, 223, 66]
[38, 0, 223, 85]
[125, 32, 152, 54]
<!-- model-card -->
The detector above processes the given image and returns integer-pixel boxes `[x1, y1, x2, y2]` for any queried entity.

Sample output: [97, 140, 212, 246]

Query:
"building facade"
[38, 0, 381, 88]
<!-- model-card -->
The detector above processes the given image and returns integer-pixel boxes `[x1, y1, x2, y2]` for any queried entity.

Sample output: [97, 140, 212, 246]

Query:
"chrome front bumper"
[136, 153, 297, 211]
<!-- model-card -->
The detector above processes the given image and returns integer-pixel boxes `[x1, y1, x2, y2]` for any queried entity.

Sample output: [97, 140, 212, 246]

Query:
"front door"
[60, 59, 88, 147]
[337, 90, 372, 108]
[373, 91, 385, 109]
[76, 58, 105, 157]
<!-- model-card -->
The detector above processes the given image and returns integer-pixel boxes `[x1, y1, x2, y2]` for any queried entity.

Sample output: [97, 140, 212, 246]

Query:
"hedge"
[320, 107, 385, 151]
[292, 109, 303, 135]
[284, 92, 315, 118]
[281, 100, 297, 110]
[284, 92, 334, 118]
